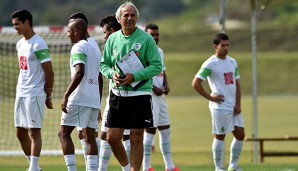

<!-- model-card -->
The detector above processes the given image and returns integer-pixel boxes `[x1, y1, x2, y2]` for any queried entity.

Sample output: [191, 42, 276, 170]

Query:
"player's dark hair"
[213, 33, 229, 45]
[145, 23, 158, 31]
[99, 15, 121, 31]
[11, 9, 33, 27]
[68, 12, 88, 25]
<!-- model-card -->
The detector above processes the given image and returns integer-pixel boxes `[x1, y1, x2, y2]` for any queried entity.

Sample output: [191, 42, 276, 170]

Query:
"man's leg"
[143, 128, 156, 171]
[158, 126, 177, 171]
[229, 126, 245, 170]
[16, 127, 31, 156]
[84, 127, 98, 171]
[58, 125, 76, 171]
[16, 127, 38, 170]
[213, 135, 226, 170]
[27, 128, 42, 171]
[107, 128, 129, 168]
[122, 131, 131, 161]
[98, 131, 112, 171]
[130, 128, 144, 171]
[78, 129, 88, 170]
[95, 131, 101, 160]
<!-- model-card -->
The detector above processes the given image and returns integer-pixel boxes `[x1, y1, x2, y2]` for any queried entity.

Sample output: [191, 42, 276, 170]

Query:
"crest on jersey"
[133, 43, 141, 51]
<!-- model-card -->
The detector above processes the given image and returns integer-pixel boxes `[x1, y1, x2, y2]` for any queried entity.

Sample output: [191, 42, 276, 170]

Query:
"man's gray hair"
[115, 1, 139, 22]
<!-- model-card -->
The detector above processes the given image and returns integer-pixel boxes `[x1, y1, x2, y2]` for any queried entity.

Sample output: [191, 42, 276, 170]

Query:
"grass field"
[1, 95, 298, 171]
[1, 51, 298, 170]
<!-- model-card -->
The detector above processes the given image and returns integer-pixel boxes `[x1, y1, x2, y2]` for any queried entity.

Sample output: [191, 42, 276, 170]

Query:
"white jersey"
[16, 34, 51, 97]
[87, 37, 102, 60]
[68, 39, 101, 109]
[195, 55, 240, 110]
[152, 47, 166, 89]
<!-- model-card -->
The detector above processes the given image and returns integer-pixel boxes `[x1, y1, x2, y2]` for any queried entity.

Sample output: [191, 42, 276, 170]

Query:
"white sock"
[87, 155, 98, 171]
[98, 140, 112, 171]
[96, 137, 101, 163]
[212, 138, 225, 169]
[80, 139, 87, 160]
[229, 138, 243, 169]
[28, 156, 39, 171]
[122, 139, 131, 162]
[152, 136, 155, 147]
[143, 132, 155, 170]
[64, 154, 77, 171]
[159, 129, 175, 170]
[122, 163, 130, 171]
[80, 139, 88, 170]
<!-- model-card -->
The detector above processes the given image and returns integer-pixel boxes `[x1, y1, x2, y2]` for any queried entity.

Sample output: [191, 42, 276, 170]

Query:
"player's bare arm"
[234, 79, 241, 114]
[42, 61, 54, 109]
[61, 63, 84, 113]
[163, 71, 170, 95]
[153, 85, 164, 96]
[98, 109, 102, 123]
[192, 77, 224, 103]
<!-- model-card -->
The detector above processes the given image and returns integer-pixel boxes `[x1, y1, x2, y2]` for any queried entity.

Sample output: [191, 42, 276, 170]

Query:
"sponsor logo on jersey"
[19, 56, 28, 70]
[224, 72, 234, 85]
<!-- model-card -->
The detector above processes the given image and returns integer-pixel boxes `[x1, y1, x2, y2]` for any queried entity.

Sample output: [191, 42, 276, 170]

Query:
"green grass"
[1, 51, 298, 170]
[1, 95, 298, 170]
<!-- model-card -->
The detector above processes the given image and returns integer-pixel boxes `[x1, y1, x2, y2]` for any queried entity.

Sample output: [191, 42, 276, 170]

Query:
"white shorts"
[100, 96, 130, 135]
[61, 105, 98, 129]
[210, 108, 244, 135]
[14, 96, 46, 129]
[151, 94, 170, 127]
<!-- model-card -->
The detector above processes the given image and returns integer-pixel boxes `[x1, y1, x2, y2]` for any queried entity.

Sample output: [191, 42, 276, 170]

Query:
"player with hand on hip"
[192, 33, 245, 171]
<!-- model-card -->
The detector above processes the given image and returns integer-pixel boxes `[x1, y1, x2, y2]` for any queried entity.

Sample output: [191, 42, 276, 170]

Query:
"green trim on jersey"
[34, 49, 50, 61]
[198, 68, 212, 78]
[235, 67, 239, 77]
[71, 53, 87, 63]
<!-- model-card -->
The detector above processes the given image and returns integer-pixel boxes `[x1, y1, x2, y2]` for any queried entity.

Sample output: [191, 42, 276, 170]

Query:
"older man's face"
[119, 6, 137, 33]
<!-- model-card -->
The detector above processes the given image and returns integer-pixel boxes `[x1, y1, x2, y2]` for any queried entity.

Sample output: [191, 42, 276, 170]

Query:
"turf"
[1, 95, 298, 170]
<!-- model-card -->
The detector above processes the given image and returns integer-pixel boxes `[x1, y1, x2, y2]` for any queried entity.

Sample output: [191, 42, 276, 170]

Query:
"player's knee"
[130, 130, 143, 144]
[16, 129, 28, 140]
[58, 129, 68, 141]
[78, 130, 84, 140]
[234, 128, 245, 140]
[106, 135, 120, 146]
[28, 128, 41, 140]
[84, 133, 95, 144]
[145, 127, 157, 134]
[100, 132, 107, 140]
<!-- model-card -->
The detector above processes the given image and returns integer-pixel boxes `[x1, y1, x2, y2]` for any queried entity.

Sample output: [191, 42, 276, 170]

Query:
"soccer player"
[142, 23, 180, 171]
[100, 2, 162, 170]
[11, 9, 54, 171]
[58, 19, 101, 171]
[192, 33, 245, 171]
[68, 12, 103, 170]
[98, 14, 131, 171]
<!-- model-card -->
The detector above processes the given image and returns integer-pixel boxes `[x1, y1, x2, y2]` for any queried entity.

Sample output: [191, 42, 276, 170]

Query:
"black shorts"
[106, 91, 153, 129]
